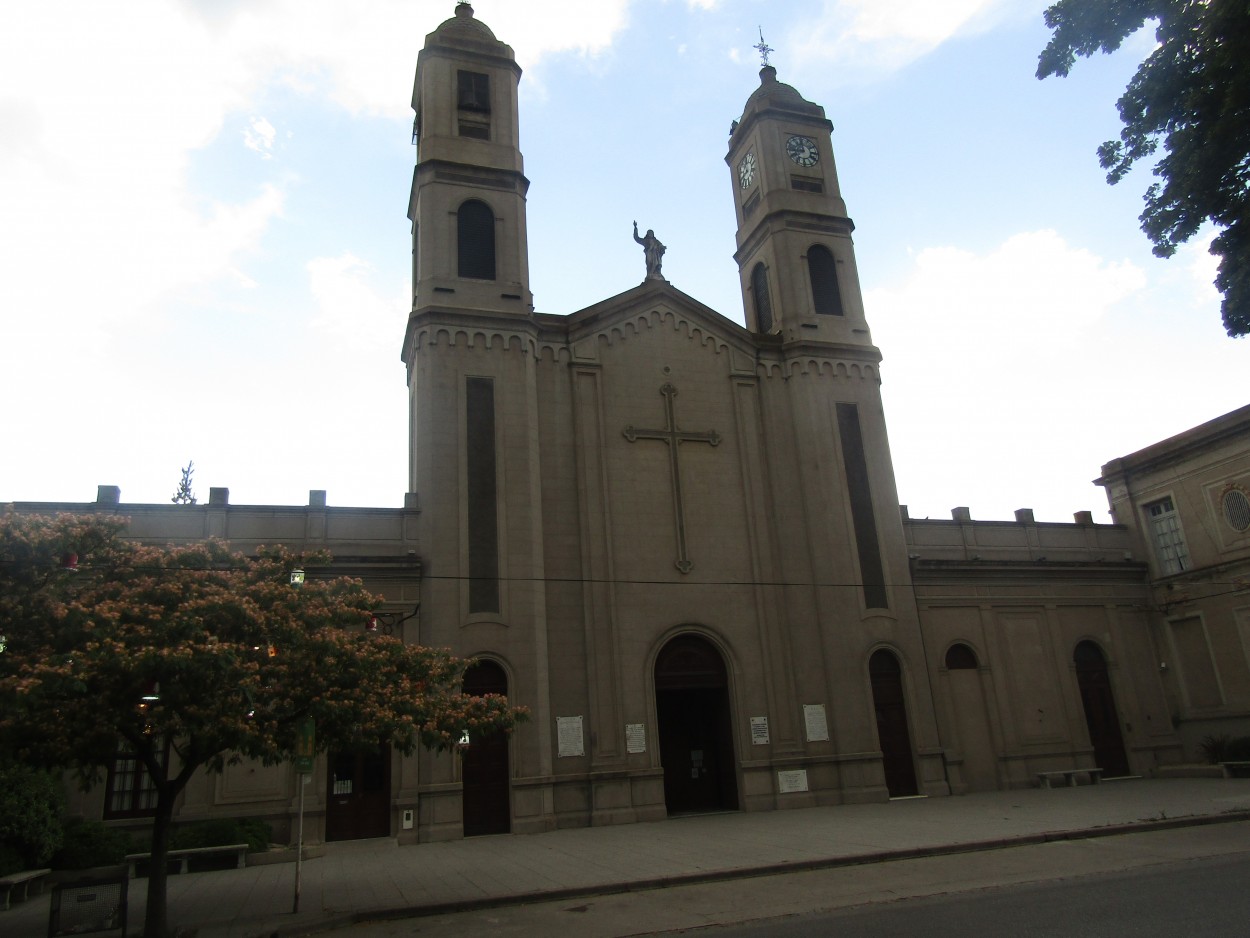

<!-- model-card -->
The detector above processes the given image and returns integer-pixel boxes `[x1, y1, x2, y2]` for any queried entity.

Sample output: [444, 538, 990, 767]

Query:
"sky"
[1, 0, 1244, 524]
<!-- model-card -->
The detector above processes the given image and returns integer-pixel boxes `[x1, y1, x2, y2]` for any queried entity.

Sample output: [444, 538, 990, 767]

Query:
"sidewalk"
[9, 777, 1250, 938]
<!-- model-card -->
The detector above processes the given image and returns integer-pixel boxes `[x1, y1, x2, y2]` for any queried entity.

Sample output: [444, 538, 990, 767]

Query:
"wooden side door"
[870, 650, 919, 797]
[462, 661, 511, 836]
[1074, 641, 1131, 778]
[325, 746, 391, 841]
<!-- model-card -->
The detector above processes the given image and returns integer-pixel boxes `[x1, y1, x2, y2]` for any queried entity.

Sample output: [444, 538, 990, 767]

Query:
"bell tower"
[726, 64, 871, 346]
[408, 3, 532, 316]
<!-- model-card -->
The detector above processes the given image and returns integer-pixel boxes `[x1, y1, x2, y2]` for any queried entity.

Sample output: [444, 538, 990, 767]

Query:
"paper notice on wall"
[777, 769, 809, 793]
[626, 723, 646, 753]
[750, 716, 770, 745]
[557, 715, 584, 757]
[803, 704, 829, 742]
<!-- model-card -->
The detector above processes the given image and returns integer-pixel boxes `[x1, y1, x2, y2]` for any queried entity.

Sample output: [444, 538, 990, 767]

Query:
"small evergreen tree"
[172, 462, 196, 505]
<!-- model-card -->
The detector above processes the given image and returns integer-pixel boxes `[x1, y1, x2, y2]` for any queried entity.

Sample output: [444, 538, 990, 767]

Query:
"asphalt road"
[702, 852, 1250, 936]
[342, 820, 1250, 937]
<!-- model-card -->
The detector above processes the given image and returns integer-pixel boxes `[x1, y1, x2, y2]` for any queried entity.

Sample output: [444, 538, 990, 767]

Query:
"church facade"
[10, 5, 1249, 846]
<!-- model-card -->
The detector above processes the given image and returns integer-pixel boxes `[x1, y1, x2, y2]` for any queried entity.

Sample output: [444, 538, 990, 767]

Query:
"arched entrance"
[461, 660, 511, 836]
[870, 649, 919, 797]
[1073, 641, 1131, 778]
[655, 635, 739, 815]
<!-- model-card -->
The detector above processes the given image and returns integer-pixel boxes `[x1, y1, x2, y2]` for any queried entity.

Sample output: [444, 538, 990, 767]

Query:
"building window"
[1145, 496, 1189, 574]
[457, 70, 491, 112]
[944, 643, 979, 670]
[466, 377, 499, 614]
[837, 403, 888, 609]
[457, 200, 496, 280]
[751, 263, 773, 333]
[1222, 487, 1250, 532]
[807, 245, 843, 316]
[104, 738, 166, 818]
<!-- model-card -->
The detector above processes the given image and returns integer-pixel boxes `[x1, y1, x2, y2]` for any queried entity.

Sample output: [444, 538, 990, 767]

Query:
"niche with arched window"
[457, 200, 496, 280]
[751, 262, 773, 333]
[944, 643, 979, 670]
[807, 244, 843, 316]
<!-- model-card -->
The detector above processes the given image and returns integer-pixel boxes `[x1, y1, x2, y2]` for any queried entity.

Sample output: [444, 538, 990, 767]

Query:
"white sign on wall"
[777, 769, 809, 794]
[557, 716, 584, 757]
[626, 723, 646, 753]
[803, 704, 829, 742]
[750, 716, 770, 745]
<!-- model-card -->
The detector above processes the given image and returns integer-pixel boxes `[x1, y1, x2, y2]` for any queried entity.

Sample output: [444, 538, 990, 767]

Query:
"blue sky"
[1, 0, 1244, 523]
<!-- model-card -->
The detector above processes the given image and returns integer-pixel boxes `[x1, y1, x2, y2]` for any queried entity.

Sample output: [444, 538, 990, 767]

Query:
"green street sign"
[295, 717, 315, 774]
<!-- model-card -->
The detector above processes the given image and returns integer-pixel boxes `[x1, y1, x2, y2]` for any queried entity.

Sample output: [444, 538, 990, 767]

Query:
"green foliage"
[52, 818, 134, 870]
[0, 844, 24, 877]
[169, 817, 272, 853]
[1037, 0, 1250, 337]
[0, 760, 65, 871]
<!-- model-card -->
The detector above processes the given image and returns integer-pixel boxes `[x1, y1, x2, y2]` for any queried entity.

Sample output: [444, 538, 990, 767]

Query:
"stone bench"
[0, 868, 51, 910]
[1037, 768, 1103, 788]
[125, 843, 249, 878]
[1220, 761, 1250, 778]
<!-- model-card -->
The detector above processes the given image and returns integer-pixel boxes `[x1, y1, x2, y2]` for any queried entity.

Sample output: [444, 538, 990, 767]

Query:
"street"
[340, 820, 1250, 936]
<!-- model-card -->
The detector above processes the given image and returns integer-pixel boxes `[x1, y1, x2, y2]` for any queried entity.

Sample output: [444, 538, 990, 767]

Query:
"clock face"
[786, 135, 819, 167]
[738, 151, 757, 189]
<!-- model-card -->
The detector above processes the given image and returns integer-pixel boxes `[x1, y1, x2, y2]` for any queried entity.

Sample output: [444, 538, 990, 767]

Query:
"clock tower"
[727, 65, 871, 347]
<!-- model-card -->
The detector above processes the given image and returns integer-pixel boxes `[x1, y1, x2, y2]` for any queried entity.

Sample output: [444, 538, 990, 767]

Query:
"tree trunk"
[142, 792, 175, 938]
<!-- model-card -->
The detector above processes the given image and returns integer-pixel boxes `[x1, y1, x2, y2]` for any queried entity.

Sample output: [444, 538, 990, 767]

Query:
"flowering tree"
[0, 512, 524, 938]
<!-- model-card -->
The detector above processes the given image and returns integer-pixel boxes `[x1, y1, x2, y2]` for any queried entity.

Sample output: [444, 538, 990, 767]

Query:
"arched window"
[807, 244, 843, 316]
[458, 200, 496, 280]
[945, 643, 979, 670]
[751, 263, 773, 333]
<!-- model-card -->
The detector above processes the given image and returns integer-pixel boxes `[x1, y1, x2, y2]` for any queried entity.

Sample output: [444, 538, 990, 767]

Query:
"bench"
[0, 868, 51, 910]
[125, 843, 249, 879]
[1220, 761, 1250, 778]
[1037, 768, 1103, 788]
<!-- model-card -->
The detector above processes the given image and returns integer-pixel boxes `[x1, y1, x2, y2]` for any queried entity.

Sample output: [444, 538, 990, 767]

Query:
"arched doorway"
[870, 649, 919, 797]
[655, 635, 739, 814]
[1073, 641, 1131, 778]
[461, 660, 511, 836]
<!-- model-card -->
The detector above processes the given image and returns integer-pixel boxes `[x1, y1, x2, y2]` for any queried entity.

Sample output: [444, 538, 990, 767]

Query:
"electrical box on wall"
[402, 809, 414, 830]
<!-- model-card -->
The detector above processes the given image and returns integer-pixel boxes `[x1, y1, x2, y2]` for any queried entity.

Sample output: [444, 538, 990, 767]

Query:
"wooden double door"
[655, 635, 739, 815]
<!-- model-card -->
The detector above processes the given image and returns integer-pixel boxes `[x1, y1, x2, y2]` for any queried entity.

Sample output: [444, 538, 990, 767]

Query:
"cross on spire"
[754, 27, 774, 68]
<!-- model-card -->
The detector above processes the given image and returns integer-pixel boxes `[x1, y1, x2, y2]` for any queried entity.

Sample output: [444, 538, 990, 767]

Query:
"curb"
[227, 809, 1250, 938]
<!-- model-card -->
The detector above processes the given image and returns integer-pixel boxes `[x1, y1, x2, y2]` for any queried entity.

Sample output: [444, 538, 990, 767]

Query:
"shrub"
[0, 761, 65, 871]
[169, 817, 272, 853]
[52, 818, 133, 870]
[0, 844, 24, 877]
[1198, 734, 1230, 764]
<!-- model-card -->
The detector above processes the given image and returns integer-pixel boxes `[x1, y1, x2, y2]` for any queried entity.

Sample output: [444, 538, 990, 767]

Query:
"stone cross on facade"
[623, 383, 721, 573]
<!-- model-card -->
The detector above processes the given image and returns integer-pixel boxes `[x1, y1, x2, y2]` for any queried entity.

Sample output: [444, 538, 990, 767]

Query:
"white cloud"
[244, 117, 277, 157]
[308, 253, 405, 354]
[787, 0, 1011, 79]
[869, 230, 1149, 521]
